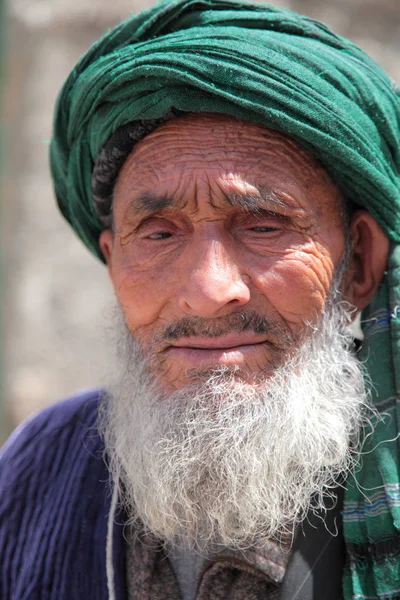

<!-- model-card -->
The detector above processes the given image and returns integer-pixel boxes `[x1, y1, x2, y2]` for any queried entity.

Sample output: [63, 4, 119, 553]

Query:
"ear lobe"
[99, 229, 114, 275]
[344, 211, 389, 310]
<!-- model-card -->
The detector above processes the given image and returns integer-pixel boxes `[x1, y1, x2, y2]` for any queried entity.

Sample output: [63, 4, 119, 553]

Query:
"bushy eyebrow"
[120, 193, 174, 226]
[133, 193, 174, 215]
[123, 187, 296, 221]
[218, 188, 292, 215]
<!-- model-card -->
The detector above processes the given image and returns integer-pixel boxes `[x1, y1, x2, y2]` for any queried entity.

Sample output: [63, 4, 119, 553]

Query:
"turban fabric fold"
[50, 1, 400, 598]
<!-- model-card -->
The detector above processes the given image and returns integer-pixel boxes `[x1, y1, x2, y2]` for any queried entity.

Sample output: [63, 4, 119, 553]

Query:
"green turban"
[50, 0, 400, 260]
[50, 1, 400, 598]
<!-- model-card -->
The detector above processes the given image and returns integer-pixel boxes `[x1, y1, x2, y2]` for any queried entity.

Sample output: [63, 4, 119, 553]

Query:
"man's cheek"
[113, 268, 168, 332]
[254, 257, 334, 325]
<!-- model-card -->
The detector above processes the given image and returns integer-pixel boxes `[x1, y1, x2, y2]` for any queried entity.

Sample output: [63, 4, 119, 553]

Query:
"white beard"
[99, 300, 372, 552]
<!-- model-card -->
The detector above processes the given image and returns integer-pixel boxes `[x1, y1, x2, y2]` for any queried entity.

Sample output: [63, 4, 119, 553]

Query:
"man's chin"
[153, 361, 281, 394]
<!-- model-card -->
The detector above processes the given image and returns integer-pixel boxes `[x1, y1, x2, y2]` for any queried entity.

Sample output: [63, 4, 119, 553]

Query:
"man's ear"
[343, 210, 389, 310]
[99, 229, 114, 276]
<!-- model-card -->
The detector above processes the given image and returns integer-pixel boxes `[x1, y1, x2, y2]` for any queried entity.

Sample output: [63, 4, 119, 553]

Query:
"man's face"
[99, 114, 388, 547]
[101, 113, 348, 390]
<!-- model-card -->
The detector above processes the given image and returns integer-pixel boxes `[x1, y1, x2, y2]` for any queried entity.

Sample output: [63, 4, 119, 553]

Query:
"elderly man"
[1, 0, 400, 598]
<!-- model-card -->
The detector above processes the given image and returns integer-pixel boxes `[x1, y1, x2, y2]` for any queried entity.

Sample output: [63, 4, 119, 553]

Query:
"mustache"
[154, 310, 294, 347]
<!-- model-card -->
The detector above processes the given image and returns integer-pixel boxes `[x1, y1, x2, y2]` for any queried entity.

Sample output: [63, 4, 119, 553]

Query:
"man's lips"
[167, 333, 270, 350]
[164, 334, 272, 367]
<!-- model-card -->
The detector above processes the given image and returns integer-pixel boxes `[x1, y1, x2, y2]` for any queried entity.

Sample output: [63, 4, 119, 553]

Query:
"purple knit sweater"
[0, 390, 127, 600]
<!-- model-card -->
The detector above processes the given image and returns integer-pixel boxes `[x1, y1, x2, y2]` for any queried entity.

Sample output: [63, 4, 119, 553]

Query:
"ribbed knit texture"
[0, 390, 127, 600]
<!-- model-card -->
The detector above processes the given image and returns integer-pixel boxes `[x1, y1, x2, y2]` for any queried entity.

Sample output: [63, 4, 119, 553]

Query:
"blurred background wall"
[1, 0, 400, 436]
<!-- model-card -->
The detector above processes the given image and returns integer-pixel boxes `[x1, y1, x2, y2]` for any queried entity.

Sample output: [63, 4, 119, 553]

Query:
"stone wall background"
[2, 0, 400, 434]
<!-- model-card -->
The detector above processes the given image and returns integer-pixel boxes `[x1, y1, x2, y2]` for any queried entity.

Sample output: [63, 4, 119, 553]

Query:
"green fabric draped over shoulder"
[50, 1, 400, 597]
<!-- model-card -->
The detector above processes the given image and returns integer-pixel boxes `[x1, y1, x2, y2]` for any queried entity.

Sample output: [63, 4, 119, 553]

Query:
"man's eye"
[251, 226, 278, 233]
[148, 231, 172, 240]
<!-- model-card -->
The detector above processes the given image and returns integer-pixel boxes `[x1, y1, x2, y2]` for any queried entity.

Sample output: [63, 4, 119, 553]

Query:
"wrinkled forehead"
[92, 112, 348, 227]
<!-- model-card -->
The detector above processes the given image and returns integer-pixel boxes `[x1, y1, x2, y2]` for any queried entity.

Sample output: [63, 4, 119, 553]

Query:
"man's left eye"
[251, 226, 278, 233]
[148, 231, 173, 240]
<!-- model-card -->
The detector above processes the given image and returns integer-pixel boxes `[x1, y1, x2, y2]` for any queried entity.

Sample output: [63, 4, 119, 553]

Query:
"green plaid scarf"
[343, 245, 400, 599]
[49, 1, 400, 596]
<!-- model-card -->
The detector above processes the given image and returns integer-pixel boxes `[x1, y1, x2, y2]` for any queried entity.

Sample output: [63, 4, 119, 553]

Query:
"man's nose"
[177, 238, 251, 317]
